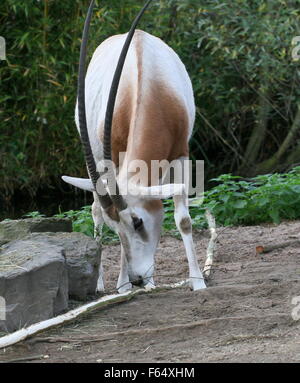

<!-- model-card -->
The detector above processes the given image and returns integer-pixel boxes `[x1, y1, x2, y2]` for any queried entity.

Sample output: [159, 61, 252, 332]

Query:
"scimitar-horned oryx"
[62, 0, 207, 293]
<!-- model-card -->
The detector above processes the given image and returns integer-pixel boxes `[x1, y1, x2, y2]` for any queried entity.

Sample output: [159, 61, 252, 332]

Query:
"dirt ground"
[0, 220, 300, 363]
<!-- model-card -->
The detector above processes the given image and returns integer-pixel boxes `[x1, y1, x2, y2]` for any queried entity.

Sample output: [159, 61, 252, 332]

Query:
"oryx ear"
[131, 183, 186, 199]
[62, 176, 94, 192]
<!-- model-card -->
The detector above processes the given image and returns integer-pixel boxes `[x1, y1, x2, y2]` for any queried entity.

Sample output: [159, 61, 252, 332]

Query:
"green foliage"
[193, 166, 300, 227]
[38, 166, 300, 243]
[23, 211, 45, 218]
[54, 206, 94, 237]
[54, 205, 119, 244]
[1, 0, 300, 198]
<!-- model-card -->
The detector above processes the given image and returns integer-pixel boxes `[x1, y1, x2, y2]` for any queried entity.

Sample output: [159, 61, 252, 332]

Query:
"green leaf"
[269, 209, 280, 224]
[232, 200, 247, 209]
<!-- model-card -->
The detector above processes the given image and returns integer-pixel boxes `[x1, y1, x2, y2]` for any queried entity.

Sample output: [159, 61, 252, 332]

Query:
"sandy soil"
[0, 220, 299, 363]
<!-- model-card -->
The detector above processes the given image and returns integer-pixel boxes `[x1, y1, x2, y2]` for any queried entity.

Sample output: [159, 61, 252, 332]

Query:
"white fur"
[75, 30, 195, 166]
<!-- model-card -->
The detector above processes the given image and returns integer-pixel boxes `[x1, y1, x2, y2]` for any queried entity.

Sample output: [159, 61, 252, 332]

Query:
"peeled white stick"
[0, 280, 187, 350]
[203, 209, 217, 277]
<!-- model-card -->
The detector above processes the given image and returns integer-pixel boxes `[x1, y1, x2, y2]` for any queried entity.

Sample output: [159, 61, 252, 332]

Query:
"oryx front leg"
[144, 276, 156, 291]
[173, 194, 206, 290]
[203, 209, 217, 278]
[92, 194, 105, 293]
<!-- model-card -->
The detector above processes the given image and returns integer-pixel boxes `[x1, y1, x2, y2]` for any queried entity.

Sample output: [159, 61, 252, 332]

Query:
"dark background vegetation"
[1, 0, 300, 217]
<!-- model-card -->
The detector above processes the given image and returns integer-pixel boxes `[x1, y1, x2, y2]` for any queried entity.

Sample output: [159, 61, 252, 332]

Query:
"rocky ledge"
[0, 218, 100, 333]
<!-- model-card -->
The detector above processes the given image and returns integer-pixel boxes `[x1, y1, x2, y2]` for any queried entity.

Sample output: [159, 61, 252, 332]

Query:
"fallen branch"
[0, 280, 186, 350]
[203, 209, 217, 277]
[0, 354, 47, 363]
[28, 336, 116, 344]
[256, 239, 300, 254]
[27, 313, 290, 346]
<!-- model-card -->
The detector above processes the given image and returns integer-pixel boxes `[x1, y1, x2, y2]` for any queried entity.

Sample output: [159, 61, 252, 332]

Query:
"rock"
[0, 217, 101, 332]
[28, 232, 101, 300]
[58, 233, 101, 301]
[0, 217, 72, 246]
[0, 236, 68, 332]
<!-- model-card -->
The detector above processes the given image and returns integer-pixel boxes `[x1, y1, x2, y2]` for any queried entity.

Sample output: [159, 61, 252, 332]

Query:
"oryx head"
[62, 0, 185, 288]
[63, 173, 184, 288]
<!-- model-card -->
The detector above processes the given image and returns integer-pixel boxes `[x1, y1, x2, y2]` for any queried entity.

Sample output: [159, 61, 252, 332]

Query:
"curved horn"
[78, 0, 112, 209]
[103, 0, 153, 211]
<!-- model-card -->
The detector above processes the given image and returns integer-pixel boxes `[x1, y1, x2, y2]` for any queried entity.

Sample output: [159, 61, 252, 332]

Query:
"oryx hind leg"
[117, 241, 132, 293]
[92, 193, 105, 293]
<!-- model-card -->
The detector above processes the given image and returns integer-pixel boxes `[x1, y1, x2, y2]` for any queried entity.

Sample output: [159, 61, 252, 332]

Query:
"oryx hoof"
[117, 283, 133, 294]
[96, 276, 105, 294]
[189, 277, 206, 291]
[144, 282, 156, 291]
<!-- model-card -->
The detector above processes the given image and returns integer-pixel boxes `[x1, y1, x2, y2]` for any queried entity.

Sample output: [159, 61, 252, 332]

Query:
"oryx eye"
[132, 216, 143, 231]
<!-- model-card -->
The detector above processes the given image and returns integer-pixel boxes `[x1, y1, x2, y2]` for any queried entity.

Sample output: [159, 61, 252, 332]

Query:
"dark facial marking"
[132, 216, 143, 231]
[137, 226, 149, 242]
[131, 215, 149, 242]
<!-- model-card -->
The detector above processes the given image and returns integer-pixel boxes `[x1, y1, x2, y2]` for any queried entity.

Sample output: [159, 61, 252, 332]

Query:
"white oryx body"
[66, 30, 206, 292]
[77, 30, 195, 177]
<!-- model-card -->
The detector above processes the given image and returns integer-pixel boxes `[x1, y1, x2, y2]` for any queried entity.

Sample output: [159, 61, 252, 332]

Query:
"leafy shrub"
[54, 205, 119, 244]
[1, 0, 300, 199]
[190, 166, 300, 228]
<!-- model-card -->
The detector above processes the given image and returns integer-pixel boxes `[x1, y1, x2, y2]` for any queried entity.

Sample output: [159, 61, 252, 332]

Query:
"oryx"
[63, 0, 206, 293]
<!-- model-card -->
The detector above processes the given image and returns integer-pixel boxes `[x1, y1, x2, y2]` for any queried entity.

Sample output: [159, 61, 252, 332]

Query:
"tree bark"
[255, 104, 300, 174]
